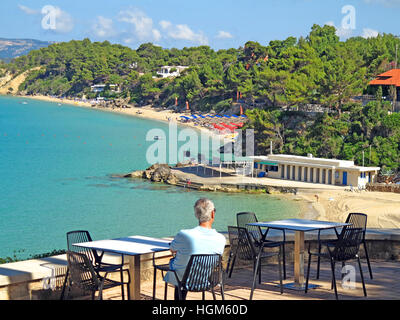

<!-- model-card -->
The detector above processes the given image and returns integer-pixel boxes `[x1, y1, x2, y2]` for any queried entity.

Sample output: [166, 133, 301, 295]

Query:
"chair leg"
[60, 268, 69, 300]
[330, 260, 338, 300]
[120, 269, 125, 300]
[305, 253, 312, 294]
[164, 282, 168, 300]
[363, 241, 373, 279]
[282, 242, 287, 280]
[278, 247, 283, 294]
[228, 254, 236, 278]
[357, 255, 367, 297]
[250, 256, 261, 300]
[211, 288, 216, 300]
[316, 243, 321, 279]
[153, 267, 157, 300]
[220, 283, 225, 300]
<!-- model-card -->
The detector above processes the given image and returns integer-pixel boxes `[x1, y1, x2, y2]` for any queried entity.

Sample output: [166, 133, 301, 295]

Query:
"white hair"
[194, 198, 215, 223]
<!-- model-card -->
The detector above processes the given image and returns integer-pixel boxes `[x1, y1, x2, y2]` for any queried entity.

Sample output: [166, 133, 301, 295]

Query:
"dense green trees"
[246, 100, 399, 171]
[3, 25, 400, 170]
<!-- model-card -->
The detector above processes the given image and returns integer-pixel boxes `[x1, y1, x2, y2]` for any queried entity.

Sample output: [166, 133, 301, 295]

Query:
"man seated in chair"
[164, 198, 226, 300]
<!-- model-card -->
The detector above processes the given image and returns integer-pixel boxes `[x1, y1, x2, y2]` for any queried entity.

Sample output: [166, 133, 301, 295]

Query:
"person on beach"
[163, 198, 226, 300]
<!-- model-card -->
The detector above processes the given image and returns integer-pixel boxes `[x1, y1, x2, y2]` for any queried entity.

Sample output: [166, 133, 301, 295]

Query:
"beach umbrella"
[213, 124, 225, 131]
[191, 115, 198, 119]
[199, 115, 206, 118]
[241, 114, 247, 118]
[223, 115, 231, 118]
[221, 123, 235, 132]
[231, 115, 239, 118]
[180, 116, 190, 120]
[207, 115, 215, 118]
[215, 115, 223, 118]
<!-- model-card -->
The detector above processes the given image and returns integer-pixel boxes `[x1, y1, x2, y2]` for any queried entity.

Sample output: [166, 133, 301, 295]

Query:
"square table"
[73, 235, 171, 300]
[247, 219, 351, 290]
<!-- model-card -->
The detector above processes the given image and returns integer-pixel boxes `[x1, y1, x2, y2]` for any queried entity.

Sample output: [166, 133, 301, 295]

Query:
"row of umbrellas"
[180, 114, 247, 121]
[179, 114, 247, 133]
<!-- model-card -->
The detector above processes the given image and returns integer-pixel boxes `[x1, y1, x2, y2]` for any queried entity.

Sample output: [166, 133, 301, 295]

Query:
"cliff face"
[0, 38, 54, 62]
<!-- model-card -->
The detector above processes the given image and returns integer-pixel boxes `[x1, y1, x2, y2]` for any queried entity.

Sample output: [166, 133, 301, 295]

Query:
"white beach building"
[90, 84, 120, 93]
[251, 154, 380, 188]
[156, 66, 188, 78]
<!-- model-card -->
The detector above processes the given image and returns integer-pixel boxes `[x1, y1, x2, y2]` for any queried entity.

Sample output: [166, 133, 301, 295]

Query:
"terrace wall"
[1, 228, 400, 300]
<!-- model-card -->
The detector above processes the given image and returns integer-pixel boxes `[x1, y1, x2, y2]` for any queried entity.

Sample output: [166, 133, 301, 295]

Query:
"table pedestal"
[128, 255, 141, 300]
[282, 231, 319, 291]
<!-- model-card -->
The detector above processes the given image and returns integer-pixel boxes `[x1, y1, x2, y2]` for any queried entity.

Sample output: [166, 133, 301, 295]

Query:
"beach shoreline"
[15, 94, 225, 139]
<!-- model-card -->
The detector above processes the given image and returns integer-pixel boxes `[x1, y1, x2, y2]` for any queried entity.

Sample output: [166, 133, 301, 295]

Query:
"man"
[164, 198, 226, 300]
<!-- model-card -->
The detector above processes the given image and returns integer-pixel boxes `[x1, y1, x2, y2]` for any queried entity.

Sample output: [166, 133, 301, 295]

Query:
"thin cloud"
[18, 4, 39, 15]
[92, 16, 116, 38]
[160, 20, 208, 45]
[119, 8, 161, 43]
[362, 28, 379, 38]
[216, 31, 233, 39]
[325, 21, 353, 39]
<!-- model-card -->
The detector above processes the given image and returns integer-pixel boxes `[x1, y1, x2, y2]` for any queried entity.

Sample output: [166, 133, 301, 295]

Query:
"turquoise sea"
[0, 96, 300, 259]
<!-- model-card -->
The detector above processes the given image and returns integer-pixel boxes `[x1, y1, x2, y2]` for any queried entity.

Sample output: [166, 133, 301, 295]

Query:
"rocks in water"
[125, 164, 180, 185]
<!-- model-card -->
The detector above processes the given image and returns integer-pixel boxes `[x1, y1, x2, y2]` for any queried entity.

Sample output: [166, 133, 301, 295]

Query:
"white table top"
[248, 218, 350, 232]
[73, 235, 171, 256]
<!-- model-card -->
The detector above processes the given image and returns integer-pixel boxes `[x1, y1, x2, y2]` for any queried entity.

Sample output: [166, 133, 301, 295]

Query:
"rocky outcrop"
[125, 164, 180, 185]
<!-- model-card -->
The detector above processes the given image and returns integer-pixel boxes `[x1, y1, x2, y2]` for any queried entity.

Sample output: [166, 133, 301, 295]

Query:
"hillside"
[1, 24, 399, 172]
[0, 38, 54, 62]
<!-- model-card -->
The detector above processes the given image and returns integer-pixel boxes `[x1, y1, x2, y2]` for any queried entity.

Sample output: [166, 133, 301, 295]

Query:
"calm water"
[0, 96, 300, 259]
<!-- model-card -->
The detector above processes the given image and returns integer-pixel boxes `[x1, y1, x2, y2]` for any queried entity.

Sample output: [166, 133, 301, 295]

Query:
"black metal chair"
[173, 254, 225, 300]
[64, 251, 130, 300]
[305, 227, 367, 300]
[316, 213, 372, 280]
[60, 230, 130, 300]
[236, 212, 286, 279]
[227, 226, 283, 300]
[152, 252, 173, 300]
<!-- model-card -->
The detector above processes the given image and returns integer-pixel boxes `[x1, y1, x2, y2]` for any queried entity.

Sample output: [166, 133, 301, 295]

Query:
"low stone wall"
[366, 183, 400, 193]
[1, 229, 400, 300]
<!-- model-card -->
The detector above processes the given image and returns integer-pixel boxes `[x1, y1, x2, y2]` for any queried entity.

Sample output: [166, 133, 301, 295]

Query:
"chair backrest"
[331, 228, 364, 261]
[228, 226, 257, 261]
[180, 254, 223, 292]
[236, 212, 263, 243]
[67, 230, 101, 264]
[66, 251, 100, 292]
[346, 213, 367, 231]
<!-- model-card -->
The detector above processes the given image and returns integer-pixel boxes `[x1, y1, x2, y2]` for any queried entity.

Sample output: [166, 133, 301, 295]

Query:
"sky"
[0, 0, 399, 49]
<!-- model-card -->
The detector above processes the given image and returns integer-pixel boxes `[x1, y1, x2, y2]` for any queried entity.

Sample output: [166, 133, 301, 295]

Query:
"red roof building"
[369, 69, 400, 87]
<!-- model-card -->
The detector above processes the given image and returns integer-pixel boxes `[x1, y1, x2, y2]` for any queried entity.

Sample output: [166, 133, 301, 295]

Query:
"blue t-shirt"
[164, 226, 226, 286]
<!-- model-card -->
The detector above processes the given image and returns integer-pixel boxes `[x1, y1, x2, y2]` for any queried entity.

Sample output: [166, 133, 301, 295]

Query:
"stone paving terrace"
[84, 259, 400, 300]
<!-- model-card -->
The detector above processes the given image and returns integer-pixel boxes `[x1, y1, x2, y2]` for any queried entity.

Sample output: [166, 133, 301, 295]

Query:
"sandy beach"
[18, 94, 228, 139]
[298, 189, 400, 229]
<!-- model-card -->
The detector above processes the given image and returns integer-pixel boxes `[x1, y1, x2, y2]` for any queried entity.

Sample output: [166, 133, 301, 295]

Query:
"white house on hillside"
[156, 66, 188, 78]
[90, 84, 120, 93]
